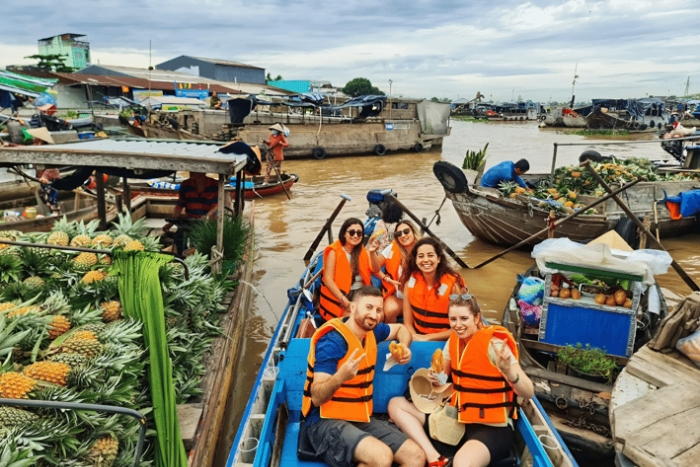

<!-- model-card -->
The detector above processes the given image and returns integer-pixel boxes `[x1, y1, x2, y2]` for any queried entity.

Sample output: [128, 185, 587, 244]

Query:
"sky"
[1, 0, 699, 102]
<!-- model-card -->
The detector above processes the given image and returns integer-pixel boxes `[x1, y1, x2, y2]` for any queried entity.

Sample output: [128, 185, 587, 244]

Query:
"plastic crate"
[539, 273, 640, 357]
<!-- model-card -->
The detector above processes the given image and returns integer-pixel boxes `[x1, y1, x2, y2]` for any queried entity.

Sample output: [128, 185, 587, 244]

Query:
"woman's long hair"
[394, 220, 421, 266]
[338, 217, 364, 279]
[401, 237, 463, 293]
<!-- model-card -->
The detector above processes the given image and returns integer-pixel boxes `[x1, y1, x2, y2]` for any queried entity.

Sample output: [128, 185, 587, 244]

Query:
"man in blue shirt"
[480, 159, 530, 189]
[303, 286, 424, 467]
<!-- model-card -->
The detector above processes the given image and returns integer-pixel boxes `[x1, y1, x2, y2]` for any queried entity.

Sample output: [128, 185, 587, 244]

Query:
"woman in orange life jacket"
[401, 237, 466, 341]
[366, 220, 421, 323]
[318, 218, 373, 322]
[388, 296, 534, 467]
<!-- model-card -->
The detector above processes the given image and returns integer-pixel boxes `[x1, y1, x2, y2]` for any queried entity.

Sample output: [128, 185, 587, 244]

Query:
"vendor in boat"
[302, 285, 426, 467]
[262, 123, 289, 185]
[479, 159, 530, 189]
[388, 295, 534, 467]
[37, 167, 62, 215]
[162, 172, 221, 253]
[402, 237, 466, 341]
[367, 220, 422, 323]
[209, 91, 222, 109]
[319, 218, 373, 322]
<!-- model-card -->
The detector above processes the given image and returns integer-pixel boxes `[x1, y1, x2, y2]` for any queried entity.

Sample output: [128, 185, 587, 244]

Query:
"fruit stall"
[0, 140, 255, 467]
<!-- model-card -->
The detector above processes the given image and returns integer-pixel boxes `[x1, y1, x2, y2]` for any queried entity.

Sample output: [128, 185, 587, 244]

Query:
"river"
[214, 120, 700, 465]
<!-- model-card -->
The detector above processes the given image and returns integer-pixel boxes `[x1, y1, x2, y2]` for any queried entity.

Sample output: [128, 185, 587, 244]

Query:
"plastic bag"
[676, 329, 700, 367]
[517, 274, 545, 306]
[517, 299, 542, 328]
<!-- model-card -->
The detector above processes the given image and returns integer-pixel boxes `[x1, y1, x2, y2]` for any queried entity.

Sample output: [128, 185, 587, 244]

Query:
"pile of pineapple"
[0, 213, 232, 466]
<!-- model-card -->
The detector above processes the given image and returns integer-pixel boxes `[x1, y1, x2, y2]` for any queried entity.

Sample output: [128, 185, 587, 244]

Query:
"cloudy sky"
[1, 0, 699, 102]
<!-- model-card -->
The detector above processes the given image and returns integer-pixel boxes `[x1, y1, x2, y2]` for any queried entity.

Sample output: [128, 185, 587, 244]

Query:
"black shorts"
[307, 417, 409, 467]
[423, 417, 513, 462]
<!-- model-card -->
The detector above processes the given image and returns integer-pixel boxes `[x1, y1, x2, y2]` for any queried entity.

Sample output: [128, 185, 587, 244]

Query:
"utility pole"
[684, 76, 690, 96]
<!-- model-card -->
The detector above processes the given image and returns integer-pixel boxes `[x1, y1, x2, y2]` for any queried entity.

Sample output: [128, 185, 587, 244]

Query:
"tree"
[25, 54, 74, 72]
[342, 78, 385, 97]
[275, 74, 283, 81]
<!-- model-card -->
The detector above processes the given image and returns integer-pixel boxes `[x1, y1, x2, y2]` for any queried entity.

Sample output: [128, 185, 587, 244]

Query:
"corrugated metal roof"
[188, 56, 264, 70]
[0, 139, 247, 174]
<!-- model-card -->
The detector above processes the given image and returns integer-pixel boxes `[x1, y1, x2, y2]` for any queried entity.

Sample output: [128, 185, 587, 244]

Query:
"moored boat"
[227, 252, 578, 467]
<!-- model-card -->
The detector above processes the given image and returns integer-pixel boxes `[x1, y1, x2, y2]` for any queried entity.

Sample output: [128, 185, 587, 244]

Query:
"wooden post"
[549, 143, 559, 185]
[548, 210, 556, 238]
[95, 171, 107, 230]
[213, 174, 226, 274]
[122, 177, 131, 212]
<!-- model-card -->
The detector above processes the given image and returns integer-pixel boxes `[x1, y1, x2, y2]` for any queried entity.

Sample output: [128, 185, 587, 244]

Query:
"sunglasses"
[346, 229, 363, 238]
[449, 293, 473, 301]
[396, 228, 413, 237]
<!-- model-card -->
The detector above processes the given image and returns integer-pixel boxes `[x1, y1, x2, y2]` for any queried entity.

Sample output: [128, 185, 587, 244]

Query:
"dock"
[610, 345, 700, 467]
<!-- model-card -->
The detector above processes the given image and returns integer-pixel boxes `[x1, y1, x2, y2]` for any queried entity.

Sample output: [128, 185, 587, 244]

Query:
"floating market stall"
[0, 140, 255, 467]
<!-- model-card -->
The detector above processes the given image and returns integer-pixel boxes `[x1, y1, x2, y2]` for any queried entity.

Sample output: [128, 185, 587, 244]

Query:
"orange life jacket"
[301, 318, 376, 423]
[382, 242, 404, 298]
[449, 325, 519, 425]
[406, 272, 461, 334]
[319, 241, 372, 322]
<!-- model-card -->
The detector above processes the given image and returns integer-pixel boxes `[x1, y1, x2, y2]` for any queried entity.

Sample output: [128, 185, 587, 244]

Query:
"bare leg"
[453, 440, 490, 467]
[388, 397, 442, 463]
[383, 296, 403, 323]
[353, 436, 393, 467]
[394, 438, 427, 467]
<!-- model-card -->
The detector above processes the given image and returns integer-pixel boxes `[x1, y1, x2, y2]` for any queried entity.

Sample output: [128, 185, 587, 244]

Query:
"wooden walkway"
[610, 345, 700, 467]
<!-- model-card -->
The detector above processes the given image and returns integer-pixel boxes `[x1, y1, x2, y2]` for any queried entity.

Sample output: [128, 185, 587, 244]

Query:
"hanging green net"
[114, 251, 188, 467]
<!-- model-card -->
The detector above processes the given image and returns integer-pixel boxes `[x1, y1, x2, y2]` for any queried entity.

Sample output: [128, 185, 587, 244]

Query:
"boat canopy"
[591, 98, 666, 120]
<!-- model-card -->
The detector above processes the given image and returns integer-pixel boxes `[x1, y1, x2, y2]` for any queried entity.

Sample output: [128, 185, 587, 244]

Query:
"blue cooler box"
[539, 272, 641, 358]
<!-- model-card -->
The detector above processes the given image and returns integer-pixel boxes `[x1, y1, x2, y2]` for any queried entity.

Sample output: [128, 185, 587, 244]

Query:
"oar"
[303, 193, 352, 261]
[581, 160, 699, 292]
[386, 194, 469, 269]
[263, 144, 291, 200]
[471, 177, 646, 269]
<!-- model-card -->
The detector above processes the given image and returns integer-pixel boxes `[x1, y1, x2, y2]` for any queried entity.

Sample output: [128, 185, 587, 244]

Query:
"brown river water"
[215, 121, 700, 464]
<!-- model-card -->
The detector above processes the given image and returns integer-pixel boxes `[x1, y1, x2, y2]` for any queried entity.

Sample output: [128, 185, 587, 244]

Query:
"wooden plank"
[672, 440, 700, 467]
[523, 366, 613, 393]
[622, 443, 675, 467]
[626, 347, 700, 388]
[627, 405, 700, 461]
[177, 403, 204, 450]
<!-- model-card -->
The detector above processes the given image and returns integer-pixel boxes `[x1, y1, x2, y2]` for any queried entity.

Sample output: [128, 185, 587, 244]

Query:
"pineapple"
[77, 323, 106, 335]
[19, 248, 50, 276]
[23, 276, 45, 290]
[123, 240, 144, 252]
[100, 301, 122, 323]
[112, 234, 133, 249]
[0, 254, 22, 284]
[0, 237, 12, 252]
[0, 371, 36, 398]
[69, 220, 99, 247]
[92, 234, 113, 247]
[23, 361, 71, 386]
[7, 305, 40, 318]
[72, 252, 98, 271]
[0, 302, 17, 313]
[0, 406, 39, 427]
[70, 234, 92, 248]
[49, 216, 78, 242]
[71, 330, 99, 341]
[48, 315, 71, 339]
[81, 270, 106, 284]
[61, 336, 103, 358]
[88, 435, 119, 467]
[0, 230, 22, 241]
[49, 352, 88, 367]
[98, 254, 112, 265]
[47, 230, 69, 247]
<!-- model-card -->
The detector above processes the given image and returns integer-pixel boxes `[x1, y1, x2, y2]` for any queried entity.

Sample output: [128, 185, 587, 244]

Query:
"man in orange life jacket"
[301, 286, 425, 467]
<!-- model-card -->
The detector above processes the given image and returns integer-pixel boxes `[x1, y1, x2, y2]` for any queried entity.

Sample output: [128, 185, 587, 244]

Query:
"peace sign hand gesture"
[337, 349, 366, 383]
[493, 339, 513, 375]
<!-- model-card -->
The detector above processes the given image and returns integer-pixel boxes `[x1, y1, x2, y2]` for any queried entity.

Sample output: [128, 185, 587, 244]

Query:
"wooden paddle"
[303, 193, 352, 261]
[581, 160, 699, 292]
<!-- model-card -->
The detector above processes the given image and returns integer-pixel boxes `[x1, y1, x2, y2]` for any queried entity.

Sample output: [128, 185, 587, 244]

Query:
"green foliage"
[557, 344, 618, 380]
[24, 54, 75, 73]
[430, 97, 450, 103]
[342, 78, 385, 97]
[187, 215, 250, 264]
[462, 143, 489, 171]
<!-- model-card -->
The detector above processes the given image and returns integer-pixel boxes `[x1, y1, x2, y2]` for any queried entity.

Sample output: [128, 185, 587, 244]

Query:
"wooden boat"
[433, 160, 699, 247]
[226, 253, 578, 467]
[503, 253, 669, 465]
[127, 172, 299, 200]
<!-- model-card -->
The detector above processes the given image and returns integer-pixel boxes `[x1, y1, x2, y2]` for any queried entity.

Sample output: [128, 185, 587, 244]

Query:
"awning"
[0, 70, 57, 98]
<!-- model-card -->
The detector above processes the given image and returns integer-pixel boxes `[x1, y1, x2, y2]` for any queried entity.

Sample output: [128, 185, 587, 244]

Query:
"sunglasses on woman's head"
[396, 228, 412, 237]
[346, 229, 363, 237]
[449, 293, 473, 301]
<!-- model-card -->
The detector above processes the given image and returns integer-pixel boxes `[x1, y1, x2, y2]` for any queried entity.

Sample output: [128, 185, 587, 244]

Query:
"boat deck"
[610, 346, 700, 467]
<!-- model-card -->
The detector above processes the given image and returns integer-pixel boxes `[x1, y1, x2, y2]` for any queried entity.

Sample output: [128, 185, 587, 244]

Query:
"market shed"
[0, 139, 249, 270]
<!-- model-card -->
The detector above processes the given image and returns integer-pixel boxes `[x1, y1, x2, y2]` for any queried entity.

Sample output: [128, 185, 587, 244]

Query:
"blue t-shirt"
[306, 321, 391, 425]
[480, 161, 527, 189]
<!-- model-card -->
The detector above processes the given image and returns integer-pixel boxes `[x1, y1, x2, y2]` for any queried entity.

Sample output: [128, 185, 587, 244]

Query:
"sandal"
[428, 455, 452, 467]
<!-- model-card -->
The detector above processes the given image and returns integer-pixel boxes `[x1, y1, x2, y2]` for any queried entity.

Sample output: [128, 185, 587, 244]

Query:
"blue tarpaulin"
[591, 98, 666, 120]
[663, 189, 700, 218]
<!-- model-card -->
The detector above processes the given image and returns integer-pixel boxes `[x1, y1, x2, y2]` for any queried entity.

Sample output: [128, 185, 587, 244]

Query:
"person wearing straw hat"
[388, 295, 534, 467]
[301, 286, 426, 467]
[262, 122, 289, 184]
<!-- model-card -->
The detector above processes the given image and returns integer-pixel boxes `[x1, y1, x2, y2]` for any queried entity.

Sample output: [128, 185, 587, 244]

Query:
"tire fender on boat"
[614, 217, 644, 249]
[414, 143, 423, 153]
[312, 147, 327, 160]
[433, 161, 469, 194]
[374, 144, 387, 156]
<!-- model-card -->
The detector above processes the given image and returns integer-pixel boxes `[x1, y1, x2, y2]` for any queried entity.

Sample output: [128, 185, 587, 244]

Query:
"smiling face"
[343, 223, 364, 247]
[351, 294, 384, 331]
[395, 222, 415, 248]
[448, 304, 480, 340]
[415, 243, 440, 275]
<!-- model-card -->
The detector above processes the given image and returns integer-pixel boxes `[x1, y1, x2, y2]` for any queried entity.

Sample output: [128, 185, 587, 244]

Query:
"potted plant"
[557, 344, 618, 383]
[462, 143, 489, 185]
